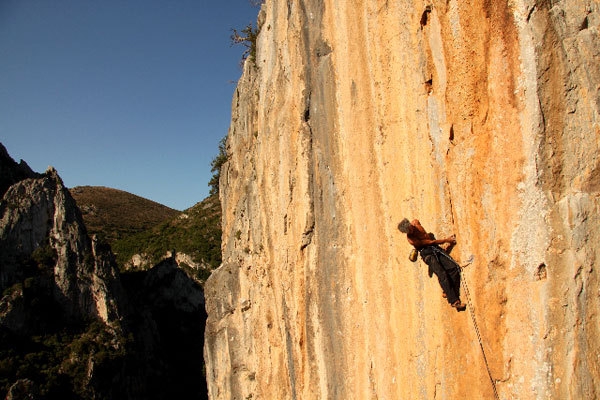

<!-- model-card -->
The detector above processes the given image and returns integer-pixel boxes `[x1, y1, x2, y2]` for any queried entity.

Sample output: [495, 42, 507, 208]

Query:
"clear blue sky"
[0, 0, 260, 211]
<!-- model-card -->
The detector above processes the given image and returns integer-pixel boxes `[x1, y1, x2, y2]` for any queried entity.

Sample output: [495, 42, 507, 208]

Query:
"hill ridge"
[70, 185, 181, 244]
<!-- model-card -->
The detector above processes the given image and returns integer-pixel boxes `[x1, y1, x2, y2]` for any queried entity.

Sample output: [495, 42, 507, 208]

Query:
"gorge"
[0, 144, 208, 399]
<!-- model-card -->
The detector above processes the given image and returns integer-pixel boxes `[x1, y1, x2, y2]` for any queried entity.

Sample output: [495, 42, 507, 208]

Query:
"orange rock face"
[204, 1, 600, 399]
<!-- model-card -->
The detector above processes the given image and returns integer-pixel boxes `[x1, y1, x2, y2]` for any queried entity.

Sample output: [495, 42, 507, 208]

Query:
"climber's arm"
[408, 235, 456, 248]
[407, 219, 456, 248]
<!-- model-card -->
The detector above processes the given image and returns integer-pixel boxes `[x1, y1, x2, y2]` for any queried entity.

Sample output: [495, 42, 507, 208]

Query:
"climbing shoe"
[451, 300, 466, 311]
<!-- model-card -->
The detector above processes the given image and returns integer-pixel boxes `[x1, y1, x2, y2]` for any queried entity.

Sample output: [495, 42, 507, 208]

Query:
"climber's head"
[398, 218, 412, 234]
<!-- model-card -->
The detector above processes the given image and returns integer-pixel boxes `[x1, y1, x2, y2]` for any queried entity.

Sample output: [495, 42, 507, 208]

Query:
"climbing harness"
[418, 245, 459, 267]
[460, 267, 501, 400]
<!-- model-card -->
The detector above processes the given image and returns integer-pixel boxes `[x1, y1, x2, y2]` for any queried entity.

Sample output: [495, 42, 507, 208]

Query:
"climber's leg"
[439, 254, 462, 299]
[424, 255, 459, 305]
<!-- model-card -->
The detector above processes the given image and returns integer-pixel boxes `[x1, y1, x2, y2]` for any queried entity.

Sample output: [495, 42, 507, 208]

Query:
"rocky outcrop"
[0, 148, 129, 397]
[0, 166, 124, 326]
[0, 143, 39, 199]
[205, 1, 600, 399]
[0, 146, 209, 399]
[124, 251, 209, 273]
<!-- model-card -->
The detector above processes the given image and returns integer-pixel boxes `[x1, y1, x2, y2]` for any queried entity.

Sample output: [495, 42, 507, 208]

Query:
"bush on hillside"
[111, 195, 222, 278]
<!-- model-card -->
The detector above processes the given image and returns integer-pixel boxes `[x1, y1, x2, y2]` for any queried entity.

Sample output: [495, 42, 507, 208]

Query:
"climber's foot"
[451, 300, 466, 311]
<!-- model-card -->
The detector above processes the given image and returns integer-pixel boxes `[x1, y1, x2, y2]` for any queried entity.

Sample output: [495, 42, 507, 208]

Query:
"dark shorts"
[419, 246, 461, 304]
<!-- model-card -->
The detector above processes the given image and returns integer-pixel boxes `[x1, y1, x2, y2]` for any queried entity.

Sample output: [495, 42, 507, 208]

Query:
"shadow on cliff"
[0, 251, 210, 400]
[119, 258, 209, 400]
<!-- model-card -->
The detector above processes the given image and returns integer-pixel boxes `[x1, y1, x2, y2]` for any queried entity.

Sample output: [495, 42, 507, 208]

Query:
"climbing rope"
[460, 268, 501, 400]
[415, 248, 500, 399]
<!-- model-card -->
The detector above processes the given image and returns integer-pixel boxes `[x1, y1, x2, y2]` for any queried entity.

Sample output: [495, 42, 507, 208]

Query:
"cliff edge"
[205, 1, 600, 399]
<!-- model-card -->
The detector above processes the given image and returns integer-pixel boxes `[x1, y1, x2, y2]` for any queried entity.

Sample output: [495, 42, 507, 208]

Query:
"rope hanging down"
[460, 268, 501, 400]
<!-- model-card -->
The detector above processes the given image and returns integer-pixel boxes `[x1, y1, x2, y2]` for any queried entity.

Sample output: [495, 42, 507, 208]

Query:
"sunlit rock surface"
[205, 1, 600, 399]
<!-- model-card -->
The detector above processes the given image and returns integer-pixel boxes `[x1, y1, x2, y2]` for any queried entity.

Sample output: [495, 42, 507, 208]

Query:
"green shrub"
[31, 244, 57, 270]
[231, 23, 260, 63]
[0, 321, 128, 399]
[111, 194, 222, 273]
[209, 136, 228, 196]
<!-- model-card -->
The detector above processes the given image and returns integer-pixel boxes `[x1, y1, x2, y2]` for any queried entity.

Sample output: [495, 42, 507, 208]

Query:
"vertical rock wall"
[204, 0, 600, 399]
[0, 168, 124, 325]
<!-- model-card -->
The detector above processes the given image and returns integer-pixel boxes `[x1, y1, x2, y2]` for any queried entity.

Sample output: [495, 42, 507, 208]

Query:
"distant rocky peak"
[0, 148, 124, 329]
[0, 142, 40, 198]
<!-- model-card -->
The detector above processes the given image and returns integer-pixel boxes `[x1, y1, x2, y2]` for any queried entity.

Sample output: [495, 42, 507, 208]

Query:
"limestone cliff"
[205, 0, 600, 399]
[0, 166, 124, 326]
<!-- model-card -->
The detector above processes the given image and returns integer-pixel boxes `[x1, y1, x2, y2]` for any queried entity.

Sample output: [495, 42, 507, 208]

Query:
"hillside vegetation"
[70, 186, 181, 244]
[111, 194, 222, 277]
[71, 186, 222, 280]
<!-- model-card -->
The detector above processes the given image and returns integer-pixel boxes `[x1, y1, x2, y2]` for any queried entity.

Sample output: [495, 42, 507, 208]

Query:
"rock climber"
[398, 218, 466, 311]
